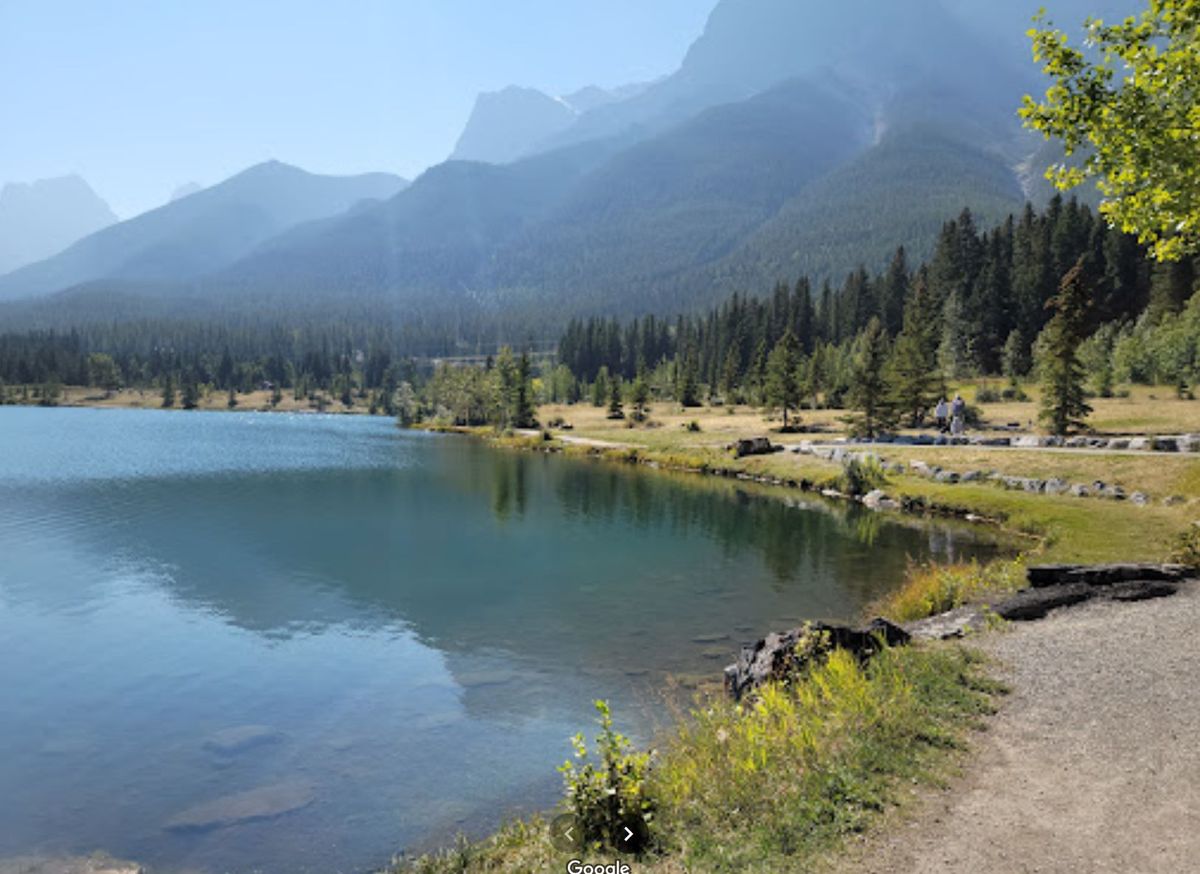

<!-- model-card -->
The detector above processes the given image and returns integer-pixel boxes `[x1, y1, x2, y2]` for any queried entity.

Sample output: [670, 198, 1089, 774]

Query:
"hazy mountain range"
[0, 162, 406, 301]
[0, 176, 117, 276]
[0, 0, 1141, 339]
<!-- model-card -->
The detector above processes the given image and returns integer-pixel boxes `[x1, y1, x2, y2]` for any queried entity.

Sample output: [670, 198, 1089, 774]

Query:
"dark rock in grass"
[730, 437, 778, 458]
[723, 619, 909, 700]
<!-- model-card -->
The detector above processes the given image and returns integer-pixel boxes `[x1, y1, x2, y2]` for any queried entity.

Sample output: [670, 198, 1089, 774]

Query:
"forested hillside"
[4, 197, 1197, 421]
[0, 0, 1106, 340]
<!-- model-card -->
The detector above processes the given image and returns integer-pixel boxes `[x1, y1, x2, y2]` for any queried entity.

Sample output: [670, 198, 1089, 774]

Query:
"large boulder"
[1026, 563, 1193, 587]
[730, 437, 778, 457]
[723, 619, 909, 700]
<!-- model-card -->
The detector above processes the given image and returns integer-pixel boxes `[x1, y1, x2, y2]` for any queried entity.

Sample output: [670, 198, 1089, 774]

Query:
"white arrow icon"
[623, 826, 634, 842]
[564, 826, 574, 841]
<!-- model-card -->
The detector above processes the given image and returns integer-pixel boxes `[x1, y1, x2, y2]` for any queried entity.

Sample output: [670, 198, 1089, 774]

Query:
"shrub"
[558, 700, 654, 853]
[684, 420, 701, 432]
[1000, 385, 1030, 401]
[974, 386, 1001, 403]
[837, 456, 887, 496]
[1170, 523, 1200, 566]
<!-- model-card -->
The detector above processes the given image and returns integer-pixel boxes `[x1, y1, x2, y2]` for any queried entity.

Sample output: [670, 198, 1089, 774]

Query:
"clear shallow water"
[0, 407, 1001, 873]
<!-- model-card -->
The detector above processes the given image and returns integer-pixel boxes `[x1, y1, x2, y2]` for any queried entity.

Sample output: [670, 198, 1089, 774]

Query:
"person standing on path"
[950, 394, 966, 437]
[935, 397, 949, 433]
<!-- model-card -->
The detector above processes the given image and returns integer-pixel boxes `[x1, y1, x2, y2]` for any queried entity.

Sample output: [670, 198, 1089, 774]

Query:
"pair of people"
[933, 395, 965, 435]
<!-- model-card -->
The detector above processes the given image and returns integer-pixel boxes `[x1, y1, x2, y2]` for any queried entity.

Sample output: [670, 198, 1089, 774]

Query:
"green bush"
[974, 386, 1001, 403]
[558, 700, 654, 853]
[837, 456, 887, 496]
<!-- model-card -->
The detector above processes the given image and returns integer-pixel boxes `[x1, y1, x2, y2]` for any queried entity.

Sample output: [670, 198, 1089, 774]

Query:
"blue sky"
[1, 0, 714, 217]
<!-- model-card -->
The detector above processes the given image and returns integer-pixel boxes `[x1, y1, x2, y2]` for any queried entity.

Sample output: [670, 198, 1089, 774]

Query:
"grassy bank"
[19, 384, 1200, 871]
[396, 391, 1198, 872]
[398, 646, 1002, 874]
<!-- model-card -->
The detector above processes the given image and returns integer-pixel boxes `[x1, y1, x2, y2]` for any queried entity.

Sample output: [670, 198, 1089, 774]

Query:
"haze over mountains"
[0, 176, 117, 276]
[0, 162, 406, 301]
[0, 0, 1141, 344]
[450, 83, 651, 164]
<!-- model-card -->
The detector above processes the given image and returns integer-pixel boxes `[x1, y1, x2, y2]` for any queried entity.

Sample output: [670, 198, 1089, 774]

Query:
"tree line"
[554, 196, 1198, 434]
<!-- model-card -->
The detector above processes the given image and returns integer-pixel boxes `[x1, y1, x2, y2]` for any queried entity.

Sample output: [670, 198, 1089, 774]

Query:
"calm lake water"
[0, 407, 1001, 873]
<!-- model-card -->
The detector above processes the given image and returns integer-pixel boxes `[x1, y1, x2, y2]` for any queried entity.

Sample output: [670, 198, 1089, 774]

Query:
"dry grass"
[959, 380, 1200, 436]
[47, 386, 375, 415]
[870, 558, 1028, 623]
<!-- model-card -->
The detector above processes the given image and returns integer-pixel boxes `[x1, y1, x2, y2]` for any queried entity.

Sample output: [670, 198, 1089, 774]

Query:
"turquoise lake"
[0, 407, 1002, 873]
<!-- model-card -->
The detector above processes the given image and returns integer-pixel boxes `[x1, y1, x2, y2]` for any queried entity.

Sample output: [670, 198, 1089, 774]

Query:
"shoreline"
[7, 400, 1197, 872]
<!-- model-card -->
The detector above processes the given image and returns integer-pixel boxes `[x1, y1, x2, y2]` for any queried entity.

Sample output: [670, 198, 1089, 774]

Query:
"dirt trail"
[843, 583, 1200, 874]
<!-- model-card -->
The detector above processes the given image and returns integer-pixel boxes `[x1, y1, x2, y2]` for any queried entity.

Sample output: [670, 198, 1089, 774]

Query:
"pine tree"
[763, 329, 801, 431]
[887, 276, 942, 426]
[1147, 258, 1196, 321]
[720, 348, 740, 403]
[607, 376, 624, 419]
[181, 380, 199, 410]
[1037, 259, 1093, 435]
[848, 318, 894, 438]
[161, 375, 176, 408]
[513, 352, 536, 427]
[806, 343, 827, 409]
[1002, 329, 1031, 383]
[675, 346, 701, 407]
[938, 290, 973, 379]
[748, 338, 768, 404]
[592, 366, 610, 408]
[794, 277, 816, 353]
[227, 386, 238, 408]
[879, 247, 909, 336]
[631, 373, 650, 422]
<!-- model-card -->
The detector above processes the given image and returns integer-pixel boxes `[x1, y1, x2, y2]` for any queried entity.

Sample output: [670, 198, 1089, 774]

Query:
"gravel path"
[843, 583, 1200, 873]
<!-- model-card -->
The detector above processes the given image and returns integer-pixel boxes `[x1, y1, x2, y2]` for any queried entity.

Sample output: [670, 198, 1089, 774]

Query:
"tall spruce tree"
[181, 379, 199, 410]
[592, 366, 610, 407]
[720, 348, 740, 403]
[514, 351, 536, 427]
[675, 345, 701, 407]
[879, 247, 910, 336]
[763, 329, 801, 431]
[607, 376, 624, 419]
[887, 276, 943, 426]
[1037, 258, 1093, 435]
[848, 318, 894, 438]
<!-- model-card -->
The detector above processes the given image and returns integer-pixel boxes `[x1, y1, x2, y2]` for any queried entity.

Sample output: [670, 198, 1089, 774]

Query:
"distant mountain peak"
[448, 81, 652, 165]
[0, 163, 407, 301]
[0, 175, 117, 276]
[170, 182, 204, 202]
